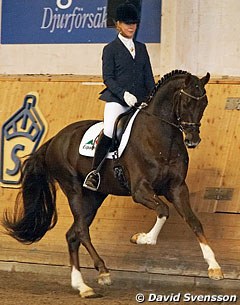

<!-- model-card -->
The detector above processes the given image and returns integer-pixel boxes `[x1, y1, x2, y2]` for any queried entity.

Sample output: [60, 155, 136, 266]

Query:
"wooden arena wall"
[0, 75, 239, 280]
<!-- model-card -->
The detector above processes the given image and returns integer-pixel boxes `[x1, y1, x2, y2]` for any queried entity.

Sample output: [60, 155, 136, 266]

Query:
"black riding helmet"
[115, 2, 140, 24]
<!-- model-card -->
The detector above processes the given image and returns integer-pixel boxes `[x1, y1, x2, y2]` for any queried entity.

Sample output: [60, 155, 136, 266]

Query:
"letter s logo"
[0, 92, 48, 188]
[56, 0, 72, 9]
[6, 144, 25, 176]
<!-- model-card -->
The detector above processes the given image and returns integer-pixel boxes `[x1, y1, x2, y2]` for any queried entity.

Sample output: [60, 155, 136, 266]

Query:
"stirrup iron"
[83, 170, 101, 191]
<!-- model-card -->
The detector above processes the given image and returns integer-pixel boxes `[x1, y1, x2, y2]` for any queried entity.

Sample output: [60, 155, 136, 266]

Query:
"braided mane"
[146, 70, 189, 103]
[157, 70, 188, 88]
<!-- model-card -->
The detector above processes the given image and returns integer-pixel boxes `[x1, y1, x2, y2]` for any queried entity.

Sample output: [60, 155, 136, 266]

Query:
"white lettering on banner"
[41, 6, 107, 33]
[56, 0, 72, 10]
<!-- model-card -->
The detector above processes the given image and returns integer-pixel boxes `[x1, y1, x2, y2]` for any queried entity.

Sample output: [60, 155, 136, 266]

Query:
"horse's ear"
[201, 72, 210, 85]
[184, 73, 192, 86]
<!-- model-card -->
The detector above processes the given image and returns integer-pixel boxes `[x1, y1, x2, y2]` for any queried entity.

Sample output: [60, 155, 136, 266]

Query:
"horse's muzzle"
[184, 137, 201, 148]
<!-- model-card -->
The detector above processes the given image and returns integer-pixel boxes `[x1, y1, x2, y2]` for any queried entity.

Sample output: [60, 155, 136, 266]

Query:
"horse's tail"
[2, 139, 57, 244]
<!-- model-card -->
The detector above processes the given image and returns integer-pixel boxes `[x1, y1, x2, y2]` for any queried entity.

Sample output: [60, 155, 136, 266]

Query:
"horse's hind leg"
[80, 192, 112, 286]
[66, 224, 95, 298]
[66, 187, 111, 295]
[168, 182, 224, 280]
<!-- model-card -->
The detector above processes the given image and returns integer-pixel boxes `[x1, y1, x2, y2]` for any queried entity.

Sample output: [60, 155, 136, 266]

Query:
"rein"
[136, 104, 182, 131]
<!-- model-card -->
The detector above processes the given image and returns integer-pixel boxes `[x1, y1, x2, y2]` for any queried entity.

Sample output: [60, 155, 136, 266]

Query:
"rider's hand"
[124, 91, 138, 107]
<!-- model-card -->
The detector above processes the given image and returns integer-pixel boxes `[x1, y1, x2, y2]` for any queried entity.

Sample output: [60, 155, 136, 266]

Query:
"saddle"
[79, 108, 139, 159]
[111, 107, 137, 151]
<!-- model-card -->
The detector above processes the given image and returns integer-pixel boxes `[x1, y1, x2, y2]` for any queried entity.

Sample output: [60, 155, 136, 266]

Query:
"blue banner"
[1, 0, 161, 44]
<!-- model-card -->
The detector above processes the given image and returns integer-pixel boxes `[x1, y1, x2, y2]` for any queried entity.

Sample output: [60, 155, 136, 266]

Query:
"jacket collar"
[115, 36, 137, 60]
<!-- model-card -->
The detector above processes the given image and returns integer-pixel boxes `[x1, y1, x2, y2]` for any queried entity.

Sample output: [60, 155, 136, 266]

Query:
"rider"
[83, 2, 155, 191]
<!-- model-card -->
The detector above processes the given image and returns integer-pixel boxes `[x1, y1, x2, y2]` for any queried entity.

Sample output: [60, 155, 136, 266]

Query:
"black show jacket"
[99, 37, 155, 106]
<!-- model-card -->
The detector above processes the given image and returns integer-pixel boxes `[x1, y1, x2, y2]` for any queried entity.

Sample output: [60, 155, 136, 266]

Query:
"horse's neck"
[139, 79, 185, 154]
[148, 80, 183, 120]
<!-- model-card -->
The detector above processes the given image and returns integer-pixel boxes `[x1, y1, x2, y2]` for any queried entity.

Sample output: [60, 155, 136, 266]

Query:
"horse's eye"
[195, 84, 199, 89]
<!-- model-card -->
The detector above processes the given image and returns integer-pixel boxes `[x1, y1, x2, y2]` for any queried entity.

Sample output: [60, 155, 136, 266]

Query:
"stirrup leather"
[83, 170, 101, 191]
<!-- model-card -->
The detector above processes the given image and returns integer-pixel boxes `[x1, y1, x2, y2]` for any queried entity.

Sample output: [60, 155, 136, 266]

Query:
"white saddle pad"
[79, 109, 139, 159]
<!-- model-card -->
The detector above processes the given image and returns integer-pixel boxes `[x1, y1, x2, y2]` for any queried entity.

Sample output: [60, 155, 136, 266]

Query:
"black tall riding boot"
[83, 134, 112, 191]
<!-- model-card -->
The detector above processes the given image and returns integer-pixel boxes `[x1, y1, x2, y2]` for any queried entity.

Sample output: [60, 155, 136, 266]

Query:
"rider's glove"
[124, 91, 138, 107]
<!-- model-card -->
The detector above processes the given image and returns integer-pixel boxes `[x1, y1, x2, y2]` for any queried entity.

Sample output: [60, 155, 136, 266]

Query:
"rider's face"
[117, 22, 137, 39]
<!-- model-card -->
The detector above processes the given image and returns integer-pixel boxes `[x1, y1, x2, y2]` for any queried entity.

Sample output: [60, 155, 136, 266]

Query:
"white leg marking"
[71, 266, 94, 297]
[199, 243, 221, 269]
[135, 217, 167, 245]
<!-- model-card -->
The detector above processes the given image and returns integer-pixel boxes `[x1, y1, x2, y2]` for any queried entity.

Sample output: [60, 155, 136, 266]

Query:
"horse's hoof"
[130, 233, 143, 244]
[80, 288, 102, 298]
[208, 268, 224, 280]
[130, 233, 156, 245]
[98, 272, 112, 286]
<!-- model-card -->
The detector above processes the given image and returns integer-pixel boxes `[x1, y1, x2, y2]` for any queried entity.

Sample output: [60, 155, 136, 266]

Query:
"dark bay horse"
[3, 70, 223, 298]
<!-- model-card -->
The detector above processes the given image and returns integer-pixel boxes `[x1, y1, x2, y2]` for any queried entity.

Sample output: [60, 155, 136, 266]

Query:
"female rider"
[83, 2, 155, 191]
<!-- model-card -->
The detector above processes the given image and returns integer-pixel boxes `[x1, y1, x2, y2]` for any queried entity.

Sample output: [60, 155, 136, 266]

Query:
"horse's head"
[175, 72, 210, 148]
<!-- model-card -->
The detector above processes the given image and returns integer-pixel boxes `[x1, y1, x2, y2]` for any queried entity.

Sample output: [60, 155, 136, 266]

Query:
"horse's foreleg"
[131, 180, 169, 245]
[130, 216, 167, 245]
[198, 235, 224, 280]
[168, 182, 224, 280]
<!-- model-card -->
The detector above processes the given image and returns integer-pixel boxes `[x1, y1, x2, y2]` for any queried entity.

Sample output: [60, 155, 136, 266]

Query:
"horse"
[2, 70, 224, 298]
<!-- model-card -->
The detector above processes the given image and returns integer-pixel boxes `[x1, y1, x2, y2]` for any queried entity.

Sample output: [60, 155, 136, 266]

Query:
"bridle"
[137, 88, 207, 133]
[179, 89, 206, 101]
[176, 89, 207, 132]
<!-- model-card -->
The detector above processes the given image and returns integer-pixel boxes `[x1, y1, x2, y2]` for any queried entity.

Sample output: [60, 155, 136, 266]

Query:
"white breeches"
[103, 102, 130, 138]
